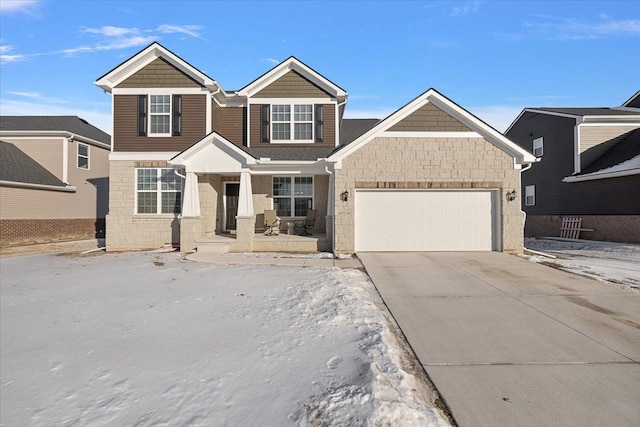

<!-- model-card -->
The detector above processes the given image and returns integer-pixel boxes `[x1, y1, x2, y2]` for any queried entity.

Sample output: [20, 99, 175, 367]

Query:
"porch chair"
[294, 209, 317, 236]
[263, 210, 281, 236]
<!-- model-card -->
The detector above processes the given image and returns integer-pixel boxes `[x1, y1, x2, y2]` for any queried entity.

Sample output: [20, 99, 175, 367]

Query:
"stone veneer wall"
[525, 215, 640, 243]
[106, 160, 179, 251]
[333, 137, 524, 254]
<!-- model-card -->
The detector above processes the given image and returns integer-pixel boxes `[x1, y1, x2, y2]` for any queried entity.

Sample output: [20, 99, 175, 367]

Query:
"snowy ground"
[522, 238, 640, 293]
[0, 251, 449, 427]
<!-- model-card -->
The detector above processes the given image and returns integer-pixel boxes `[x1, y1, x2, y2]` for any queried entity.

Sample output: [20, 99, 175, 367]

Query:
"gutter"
[0, 180, 76, 192]
[562, 168, 640, 182]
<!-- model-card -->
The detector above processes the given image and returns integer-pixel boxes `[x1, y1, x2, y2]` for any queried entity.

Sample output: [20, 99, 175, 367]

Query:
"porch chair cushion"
[264, 210, 281, 235]
[294, 209, 317, 236]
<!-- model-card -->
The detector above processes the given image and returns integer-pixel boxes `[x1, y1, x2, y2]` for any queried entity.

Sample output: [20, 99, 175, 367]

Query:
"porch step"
[195, 239, 231, 254]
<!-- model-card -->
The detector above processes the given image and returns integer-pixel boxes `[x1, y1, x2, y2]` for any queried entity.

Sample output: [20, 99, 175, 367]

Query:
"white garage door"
[355, 190, 498, 251]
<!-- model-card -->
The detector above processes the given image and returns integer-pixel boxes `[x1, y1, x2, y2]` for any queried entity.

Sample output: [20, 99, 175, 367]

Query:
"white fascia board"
[0, 180, 76, 192]
[237, 57, 347, 98]
[521, 109, 584, 120]
[95, 43, 217, 92]
[579, 118, 640, 124]
[112, 87, 209, 95]
[563, 168, 640, 182]
[381, 131, 482, 138]
[170, 132, 256, 166]
[109, 152, 178, 161]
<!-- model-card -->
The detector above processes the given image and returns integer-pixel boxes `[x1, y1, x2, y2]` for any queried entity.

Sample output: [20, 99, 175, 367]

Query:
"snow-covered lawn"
[0, 251, 449, 426]
[522, 238, 640, 293]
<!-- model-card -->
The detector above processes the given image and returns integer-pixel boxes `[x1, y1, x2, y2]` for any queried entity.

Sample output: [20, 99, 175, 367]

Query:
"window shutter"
[315, 104, 324, 143]
[172, 95, 182, 136]
[138, 95, 147, 136]
[261, 104, 270, 143]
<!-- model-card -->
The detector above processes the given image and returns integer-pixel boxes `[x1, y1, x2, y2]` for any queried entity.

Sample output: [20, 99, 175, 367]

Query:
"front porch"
[194, 231, 330, 254]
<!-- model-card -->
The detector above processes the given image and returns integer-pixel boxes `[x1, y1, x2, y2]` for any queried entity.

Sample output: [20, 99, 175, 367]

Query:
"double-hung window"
[136, 168, 182, 214]
[150, 95, 171, 135]
[272, 176, 313, 217]
[533, 137, 543, 157]
[271, 104, 313, 142]
[524, 185, 535, 206]
[77, 143, 89, 169]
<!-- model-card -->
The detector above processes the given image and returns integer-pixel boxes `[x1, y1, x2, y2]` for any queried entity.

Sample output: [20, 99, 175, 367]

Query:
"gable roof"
[0, 141, 68, 187]
[622, 90, 640, 108]
[0, 116, 111, 146]
[329, 88, 536, 166]
[237, 56, 347, 100]
[95, 42, 218, 92]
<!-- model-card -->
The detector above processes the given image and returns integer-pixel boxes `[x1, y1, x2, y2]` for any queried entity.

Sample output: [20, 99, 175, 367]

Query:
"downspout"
[325, 163, 337, 258]
[519, 161, 534, 246]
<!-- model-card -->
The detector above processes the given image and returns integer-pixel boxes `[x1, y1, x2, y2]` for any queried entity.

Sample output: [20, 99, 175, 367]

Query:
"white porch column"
[326, 172, 335, 250]
[181, 172, 201, 217]
[237, 171, 254, 217]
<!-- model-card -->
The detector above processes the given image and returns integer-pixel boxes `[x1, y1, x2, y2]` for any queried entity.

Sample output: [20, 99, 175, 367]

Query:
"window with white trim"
[533, 137, 543, 157]
[271, 104, 313, 141]
[77, 143, 89, 169]
[150, 95, 171, 135]
[136, 168, 182, 214]
[272, 176, 313, 217]
[525, 185, 535, 206]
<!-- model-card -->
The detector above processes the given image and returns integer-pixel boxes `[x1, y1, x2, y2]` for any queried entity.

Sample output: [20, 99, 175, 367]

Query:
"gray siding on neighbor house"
[579, 124, 640, 168]
[116, 58, 202, 88]
[507, 112, 640, 215]
[113, 94, 207, 152]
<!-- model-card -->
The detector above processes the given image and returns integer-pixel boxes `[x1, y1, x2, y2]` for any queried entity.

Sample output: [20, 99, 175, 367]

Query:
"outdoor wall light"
[340, 190, 349, 202]
[505, 190, 517, 202]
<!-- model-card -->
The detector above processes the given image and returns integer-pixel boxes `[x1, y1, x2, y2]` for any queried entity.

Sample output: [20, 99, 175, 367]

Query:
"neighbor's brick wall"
[525, 215, 640, 243]
[106, 160, 179, 251]
[0, 218, 99, 247]
[334, 136, 524, 254]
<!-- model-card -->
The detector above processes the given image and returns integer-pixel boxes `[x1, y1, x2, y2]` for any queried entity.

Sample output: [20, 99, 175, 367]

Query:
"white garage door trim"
[355, 189, 501, 252]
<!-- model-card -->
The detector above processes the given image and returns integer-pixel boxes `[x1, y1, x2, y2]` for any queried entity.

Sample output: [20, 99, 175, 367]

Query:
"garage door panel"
[355, 190, 497, 251]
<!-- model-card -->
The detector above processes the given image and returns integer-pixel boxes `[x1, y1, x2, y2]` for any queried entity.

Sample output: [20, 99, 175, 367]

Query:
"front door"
[225, 183, 240, 231]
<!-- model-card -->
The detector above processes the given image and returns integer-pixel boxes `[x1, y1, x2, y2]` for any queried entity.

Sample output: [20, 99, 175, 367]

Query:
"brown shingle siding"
[253, 71, 332, 98]
[116, 58, 202, 88]
[390, 103, 471, 132]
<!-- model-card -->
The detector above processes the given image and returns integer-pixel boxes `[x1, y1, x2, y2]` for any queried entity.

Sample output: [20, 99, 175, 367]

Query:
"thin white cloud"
[524, 15, 640, 40]
[468, 105, 524, 133]
[85, 26, 140, 37]
[156, 24, 205, 40]
[451, 1, 482, 17]
[0, 0, 39, 13]
[0, 45, 26, 64]
[265, 58, 279, 65]
[7, 91, 40, 98]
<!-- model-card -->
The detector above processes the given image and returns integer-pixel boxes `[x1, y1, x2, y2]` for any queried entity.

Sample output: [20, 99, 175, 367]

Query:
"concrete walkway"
[358, 251, 640, 427]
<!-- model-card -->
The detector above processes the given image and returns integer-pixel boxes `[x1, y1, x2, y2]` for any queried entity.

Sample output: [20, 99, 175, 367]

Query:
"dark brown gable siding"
[389, 103, 471, 132]
[113, 94, 207, 152]
[253, 71, 332, 98]
[249, 103, 335, 146]
[116, 58, 202, 88]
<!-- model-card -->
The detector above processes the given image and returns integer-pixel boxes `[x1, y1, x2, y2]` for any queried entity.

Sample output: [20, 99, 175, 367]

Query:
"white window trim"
[270, 103, 314, 144]
[524, 185, 535, 206]
[533, 137, 543, 157]
[148, 95, 172, 137]
[135, 168, 183, 215]
[272, 176, 314, 218]
[77, 142, 90, 170]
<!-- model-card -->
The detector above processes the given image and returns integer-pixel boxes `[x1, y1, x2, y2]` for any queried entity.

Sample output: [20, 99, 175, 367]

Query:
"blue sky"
[1, 0, 638, 133]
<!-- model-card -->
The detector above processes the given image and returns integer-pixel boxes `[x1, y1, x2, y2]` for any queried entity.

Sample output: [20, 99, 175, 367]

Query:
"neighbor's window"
[272, 176, 313, 216]
[271, 104, 313, 141]
[525, 185, 535, 206]
[136, 168, 182, 214]
[533, 137, 543, 157]
[149, 95, 171, 135]
[77, 143, 89, 169]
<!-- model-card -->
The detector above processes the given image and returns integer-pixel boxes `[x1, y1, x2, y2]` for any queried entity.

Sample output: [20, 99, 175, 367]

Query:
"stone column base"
[179, 216, 201, 253]
[235, 216, 255, 252]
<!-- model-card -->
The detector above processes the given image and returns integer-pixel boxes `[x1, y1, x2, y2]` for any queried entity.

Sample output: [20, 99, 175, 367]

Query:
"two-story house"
[0, 116, 111, 246]
[96, 42, 535, 254]
[506, 91, 640, 243]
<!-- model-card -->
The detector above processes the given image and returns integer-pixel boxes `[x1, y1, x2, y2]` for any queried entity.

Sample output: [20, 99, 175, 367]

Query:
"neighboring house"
[505, 91, 640, 243]
[96, 42, 535, 254]
[0, 116, 111, 246]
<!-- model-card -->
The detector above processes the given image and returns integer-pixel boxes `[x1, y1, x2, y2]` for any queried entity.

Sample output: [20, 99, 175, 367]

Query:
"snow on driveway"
[523, 238, 640, 293]
[0, 251, 449, 427]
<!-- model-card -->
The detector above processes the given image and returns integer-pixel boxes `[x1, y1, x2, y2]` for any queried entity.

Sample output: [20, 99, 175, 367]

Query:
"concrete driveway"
[358, 251, 640, 427]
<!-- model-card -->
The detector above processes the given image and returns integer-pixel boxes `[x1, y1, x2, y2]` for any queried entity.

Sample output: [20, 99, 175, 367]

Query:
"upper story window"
[138, 95, 182, 137]
[261, 104, 324, 143]
[77, 143, 89, 169]
[533, 137, 543, 157]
